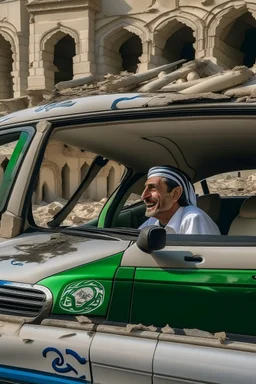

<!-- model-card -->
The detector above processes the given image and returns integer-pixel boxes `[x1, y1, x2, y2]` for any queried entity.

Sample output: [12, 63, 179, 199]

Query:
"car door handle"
[184, 255, 203, 263]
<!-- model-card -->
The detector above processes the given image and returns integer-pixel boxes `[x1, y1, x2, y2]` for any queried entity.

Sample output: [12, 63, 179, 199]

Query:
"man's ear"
[172, 186, 183, 202]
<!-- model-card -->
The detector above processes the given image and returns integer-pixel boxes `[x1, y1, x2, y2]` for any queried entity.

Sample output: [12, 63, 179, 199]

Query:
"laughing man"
[139, 166, 220, 235]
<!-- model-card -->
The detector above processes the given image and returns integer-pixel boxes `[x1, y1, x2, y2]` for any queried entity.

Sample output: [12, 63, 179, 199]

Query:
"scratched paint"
[0, 234, 89, 265]
[35, 100, 76, 113]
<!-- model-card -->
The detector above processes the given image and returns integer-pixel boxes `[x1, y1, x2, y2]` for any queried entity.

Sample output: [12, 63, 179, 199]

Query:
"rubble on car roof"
[2, 59, 256, 116]
[40, 58, 256, 105]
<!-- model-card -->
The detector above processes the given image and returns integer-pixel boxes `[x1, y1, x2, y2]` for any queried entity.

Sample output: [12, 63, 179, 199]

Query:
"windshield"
[31, 136, 127, 229]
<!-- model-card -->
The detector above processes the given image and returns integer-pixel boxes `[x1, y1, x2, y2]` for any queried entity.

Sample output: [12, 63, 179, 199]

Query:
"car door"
[121, 234, 256, 336]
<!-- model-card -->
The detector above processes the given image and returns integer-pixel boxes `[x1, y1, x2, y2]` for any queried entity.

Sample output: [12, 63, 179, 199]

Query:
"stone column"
[74, 8, 98, 78]
[96, 175, 107, 200]
[67, 160, 81, 198]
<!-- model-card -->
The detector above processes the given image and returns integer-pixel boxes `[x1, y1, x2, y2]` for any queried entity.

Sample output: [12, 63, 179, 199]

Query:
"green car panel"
[38, 253, 123, 316]
[130, 268, 256, 335]
[107, 267, 135, 323]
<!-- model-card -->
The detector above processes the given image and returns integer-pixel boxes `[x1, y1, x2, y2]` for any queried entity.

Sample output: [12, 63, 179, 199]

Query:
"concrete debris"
[47, 202, 63, 215]
[214, 331, 227, 344]
[125, 323, 158, 332]
[102, 59, 186, 92]
[138, 60, 199, 92]
[160, 78, 206, 92]
[55, 75, 94, 91]
[183, 328, 214, 338]
[142, 92, 230, 108]
[161, 324, 175, 334]
[59, 333, 77, 339]
[187, 71, 200, 81]
[36, 58, 256, 106]
[76, 316, 93, 324]
[181, 66, 253, 94]
[2, 58, 256, 115]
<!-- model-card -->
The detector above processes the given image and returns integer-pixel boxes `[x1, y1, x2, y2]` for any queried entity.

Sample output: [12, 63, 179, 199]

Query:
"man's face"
[141, 176, 181, 220]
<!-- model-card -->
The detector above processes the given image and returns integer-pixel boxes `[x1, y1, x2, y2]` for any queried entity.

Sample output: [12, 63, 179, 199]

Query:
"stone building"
[1, 0, 256, 203]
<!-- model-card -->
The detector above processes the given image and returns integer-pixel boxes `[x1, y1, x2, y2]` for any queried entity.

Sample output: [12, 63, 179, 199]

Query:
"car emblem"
[59, 280, 105, 314]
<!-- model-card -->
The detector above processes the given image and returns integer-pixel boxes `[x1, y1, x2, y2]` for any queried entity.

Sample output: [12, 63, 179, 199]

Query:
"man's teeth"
[147, 203, 156, 207]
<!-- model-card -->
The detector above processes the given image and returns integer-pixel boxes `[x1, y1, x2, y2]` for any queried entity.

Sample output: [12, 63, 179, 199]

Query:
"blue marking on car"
[43, 347, 87, 379]
[0, 115, 15, 123]
[0, 365, 90, 383]
[111, 95, 141, 110]
[11, 260, 24, 266]
[35, 100, 76, 113]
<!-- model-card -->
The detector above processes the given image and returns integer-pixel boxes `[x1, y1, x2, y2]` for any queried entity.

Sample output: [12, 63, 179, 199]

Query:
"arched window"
[0, 36, 13, 98]
[54, 35, 76, 84]
[119, 35, 142, 73]
[163, 24, 195, 63]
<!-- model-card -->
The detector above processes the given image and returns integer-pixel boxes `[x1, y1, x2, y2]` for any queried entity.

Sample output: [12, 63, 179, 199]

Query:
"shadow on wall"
[54, 35, 75, 85]
[119, 35, 142, 73]
[163, 25, 195, 63]
[217, 10, 256, 68]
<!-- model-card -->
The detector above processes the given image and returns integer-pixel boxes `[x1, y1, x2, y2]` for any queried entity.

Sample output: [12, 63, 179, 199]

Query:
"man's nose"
[141, 187, 150, 200]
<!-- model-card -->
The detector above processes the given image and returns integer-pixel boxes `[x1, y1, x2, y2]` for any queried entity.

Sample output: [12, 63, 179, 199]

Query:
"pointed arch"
[206, 2, 256, 68]
[39, 27, 78, 90]
[0, 22, 20, 98]
[95, 17, 151, 75]
[150, 11, 205, 66]
[36, 161, 61, 203]
[96, 17, 151, 46]
[40, 25, 80, 55]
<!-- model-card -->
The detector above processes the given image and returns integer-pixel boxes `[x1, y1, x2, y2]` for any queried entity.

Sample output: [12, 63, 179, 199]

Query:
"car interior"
[48, 114, 256, 236]
[115, 182, 253, 235]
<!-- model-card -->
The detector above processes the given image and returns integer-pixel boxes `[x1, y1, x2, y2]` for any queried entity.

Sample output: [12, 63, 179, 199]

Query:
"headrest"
[197, 193, 221, 223]
[239, 196, 256, 218]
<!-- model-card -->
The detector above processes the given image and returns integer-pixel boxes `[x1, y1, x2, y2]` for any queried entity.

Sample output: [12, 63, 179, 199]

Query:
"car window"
[124, 193, 141, 207]
[206, 170, 256, 196]
[32, 138, 126, 228]
[194, 181, 204, 196]
[0, 130, 32, 214]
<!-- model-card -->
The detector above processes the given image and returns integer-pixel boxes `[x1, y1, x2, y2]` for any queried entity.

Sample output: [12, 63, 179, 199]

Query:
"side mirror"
[136, 226, 166, 253]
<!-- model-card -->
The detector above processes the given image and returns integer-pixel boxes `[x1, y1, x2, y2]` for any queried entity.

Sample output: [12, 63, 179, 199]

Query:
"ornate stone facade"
[1, 0, 256, 202]
[1, 0, 256, 99]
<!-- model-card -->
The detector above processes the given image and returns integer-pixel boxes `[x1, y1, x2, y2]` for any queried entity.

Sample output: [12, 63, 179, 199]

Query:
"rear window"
[195, 170, 256, 197]
[206, 170, 256, 197]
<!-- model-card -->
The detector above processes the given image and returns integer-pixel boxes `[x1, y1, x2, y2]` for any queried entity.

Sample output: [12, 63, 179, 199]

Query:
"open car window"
[202, 170, 256, 197]
[32, 136, 126, 228]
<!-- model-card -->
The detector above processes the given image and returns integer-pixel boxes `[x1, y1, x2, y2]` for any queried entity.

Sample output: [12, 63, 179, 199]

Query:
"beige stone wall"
[1, 0, 256, 94]
[34, 141, 124, 204]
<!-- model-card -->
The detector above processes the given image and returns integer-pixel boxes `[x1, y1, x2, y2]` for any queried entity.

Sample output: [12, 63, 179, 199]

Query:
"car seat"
[228, 196, 256, 236]
[197, 193, 221, 224]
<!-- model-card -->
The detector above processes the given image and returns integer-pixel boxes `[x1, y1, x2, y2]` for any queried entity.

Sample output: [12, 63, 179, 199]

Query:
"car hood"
[0, 232, 129, 284]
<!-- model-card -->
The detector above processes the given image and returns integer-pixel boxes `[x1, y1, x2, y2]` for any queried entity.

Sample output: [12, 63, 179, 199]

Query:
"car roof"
[2, 92, 256, 182]
[0, 94, 151, 128]
[0, 92, 250, 129]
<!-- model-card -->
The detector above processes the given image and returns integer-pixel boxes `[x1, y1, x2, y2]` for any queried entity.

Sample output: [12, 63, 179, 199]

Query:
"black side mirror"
[136, 226, 166, 253]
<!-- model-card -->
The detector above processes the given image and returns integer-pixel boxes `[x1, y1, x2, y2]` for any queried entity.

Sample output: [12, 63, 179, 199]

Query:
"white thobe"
[139, 206, 221, 235]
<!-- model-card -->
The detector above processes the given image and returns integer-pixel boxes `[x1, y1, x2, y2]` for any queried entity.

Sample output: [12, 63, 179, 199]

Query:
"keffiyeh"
[147, 166, 197, 206]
